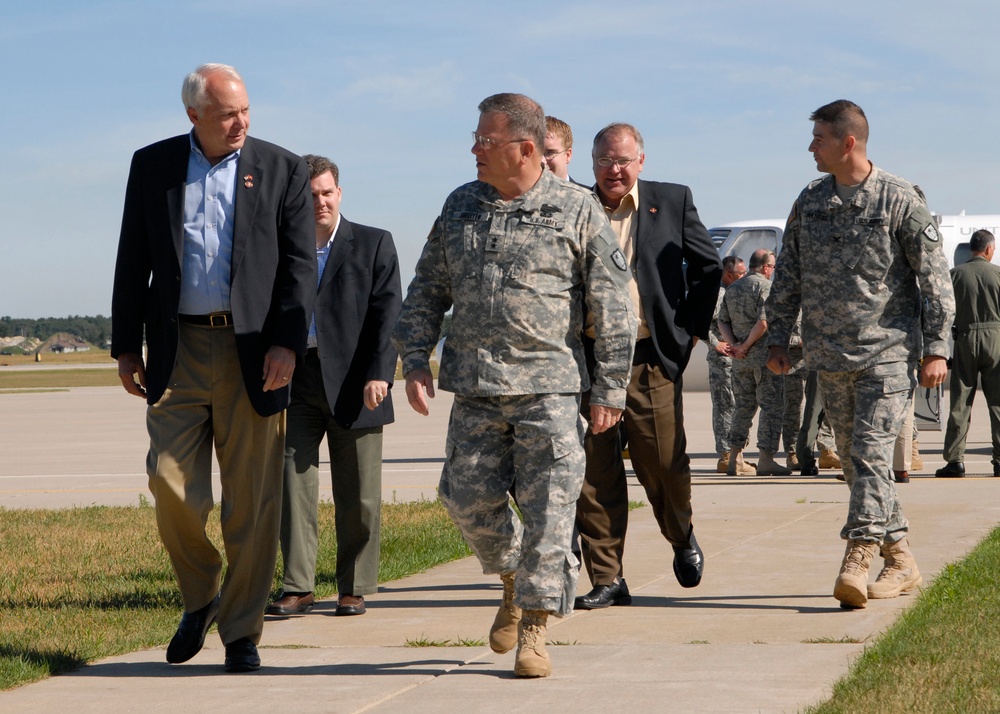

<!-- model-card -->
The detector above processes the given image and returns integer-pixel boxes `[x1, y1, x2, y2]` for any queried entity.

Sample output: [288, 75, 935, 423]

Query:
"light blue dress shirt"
[178, 132, 239, 315]
[307, 216, 340, 349]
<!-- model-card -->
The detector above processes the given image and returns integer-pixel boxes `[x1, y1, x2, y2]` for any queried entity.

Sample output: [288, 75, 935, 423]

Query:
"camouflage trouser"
[707, 352, 734, 454]
[728, 359, 784, 453]
[819, 362, 915, 544]
[438, 392, 585, 616]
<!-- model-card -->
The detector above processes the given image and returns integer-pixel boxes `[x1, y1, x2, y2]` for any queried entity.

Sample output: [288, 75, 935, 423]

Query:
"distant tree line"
[0, 315, 112, 348]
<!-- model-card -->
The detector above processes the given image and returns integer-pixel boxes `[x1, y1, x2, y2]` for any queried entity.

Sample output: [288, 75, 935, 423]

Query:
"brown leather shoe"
[336, 594, 366, 616]
[265, 592, 314, 615]
[894, 470, 909, 484]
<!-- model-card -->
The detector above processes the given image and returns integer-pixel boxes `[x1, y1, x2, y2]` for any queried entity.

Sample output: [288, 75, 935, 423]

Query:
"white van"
[710, 213, 1000, 270]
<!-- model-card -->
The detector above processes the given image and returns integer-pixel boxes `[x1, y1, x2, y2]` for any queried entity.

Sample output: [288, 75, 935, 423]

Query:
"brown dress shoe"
[265, 592, 314, 615]
[336, 594, 366, 616]
[894, 470, 909, 483]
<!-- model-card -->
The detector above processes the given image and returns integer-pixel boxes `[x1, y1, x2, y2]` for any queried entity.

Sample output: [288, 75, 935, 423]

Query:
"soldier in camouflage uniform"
[719, 249, 791, 476]
[708, 256, 752, 473]
[766, 100, 955, 609]
[392, 93, 636, 678]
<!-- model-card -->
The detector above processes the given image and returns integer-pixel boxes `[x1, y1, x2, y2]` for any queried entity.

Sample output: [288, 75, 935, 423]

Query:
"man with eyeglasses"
[543, 116, 575, 181]
[574, 123, 721, 612]
[393, 94, 636, 678]
[718, 249, 791, 477]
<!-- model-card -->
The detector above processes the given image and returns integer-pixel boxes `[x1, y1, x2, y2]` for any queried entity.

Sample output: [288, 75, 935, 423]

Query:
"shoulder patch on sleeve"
[610, 249, 628, 271]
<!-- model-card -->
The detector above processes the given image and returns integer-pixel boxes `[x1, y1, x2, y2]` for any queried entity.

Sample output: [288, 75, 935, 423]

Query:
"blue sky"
[2, 1, 998, 318]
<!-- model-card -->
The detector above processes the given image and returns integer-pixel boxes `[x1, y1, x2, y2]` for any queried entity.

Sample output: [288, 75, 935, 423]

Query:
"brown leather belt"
[178, 312, 233, 327]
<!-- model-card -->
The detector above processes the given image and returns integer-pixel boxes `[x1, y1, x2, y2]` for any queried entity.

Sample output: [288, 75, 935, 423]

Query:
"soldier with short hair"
[937, 228, 1000, 478]
[766, 99, 955, 610]
[708, 255, 751, 473]
[393, 93, 636, 678]
[719, 249, 790, 476]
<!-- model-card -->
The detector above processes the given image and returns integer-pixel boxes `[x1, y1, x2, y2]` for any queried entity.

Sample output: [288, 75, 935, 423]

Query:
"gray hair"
[182, 63, 243, 111]
[478, 93, 546, 149]
[593, 123, 645, 154]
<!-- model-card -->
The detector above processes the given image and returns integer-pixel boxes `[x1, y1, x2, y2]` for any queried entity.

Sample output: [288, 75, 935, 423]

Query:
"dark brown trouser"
[576, 338, 693, 586]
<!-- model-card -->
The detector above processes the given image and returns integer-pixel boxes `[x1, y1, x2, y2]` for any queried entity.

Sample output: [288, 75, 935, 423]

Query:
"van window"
[953, 242, 971, 266]
[726, 229, 780, 265]
[709, 228, 731, 249]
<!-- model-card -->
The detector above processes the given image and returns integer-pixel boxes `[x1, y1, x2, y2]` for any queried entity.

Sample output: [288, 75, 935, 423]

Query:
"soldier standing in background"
[719, 249, 791, 476]
[708, 256, 752, 474]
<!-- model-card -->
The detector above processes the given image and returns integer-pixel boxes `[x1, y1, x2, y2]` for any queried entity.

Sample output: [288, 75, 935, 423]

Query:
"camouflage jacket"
[719, 271, 771, 366]
[393, 171, 637, 407]
[766, 164, 955, 371]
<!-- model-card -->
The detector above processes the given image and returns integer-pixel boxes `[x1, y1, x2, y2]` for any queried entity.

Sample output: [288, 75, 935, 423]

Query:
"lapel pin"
[649, 207, 658, 214]
[244, 174, 254, 188]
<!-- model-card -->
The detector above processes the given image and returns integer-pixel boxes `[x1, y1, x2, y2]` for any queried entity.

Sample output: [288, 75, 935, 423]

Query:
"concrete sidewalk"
[2, 387, 999, 712]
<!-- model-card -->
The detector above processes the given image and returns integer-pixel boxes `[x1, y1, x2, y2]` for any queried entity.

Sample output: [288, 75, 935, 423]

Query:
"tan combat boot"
[514, 609, 551, 678]
[489, 571, 521, 654]
[756, 451, 792, 476]
[819, 448, 842, 469]
[868, 538, 923, 599]
[716, 451, 730, 474]
[911, 440, 924, 471]
[786, 449, 799, 470]
[833, 540, 878, 609]
[726, 449, 757, 476]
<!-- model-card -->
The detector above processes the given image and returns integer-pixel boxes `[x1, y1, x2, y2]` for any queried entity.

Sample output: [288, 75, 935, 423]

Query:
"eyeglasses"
[472, 133, 529, 150]
[544, 149, 568, 159]
[595, 156, 639, 169]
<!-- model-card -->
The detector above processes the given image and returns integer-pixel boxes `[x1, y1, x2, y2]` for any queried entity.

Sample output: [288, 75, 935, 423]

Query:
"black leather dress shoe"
[574, 579, 632, 610]
[224, 637, 260, 673]
[800, 463, 819, 476]
[673, 532, 704, 588]
[994, 462, 1000, 478]
[265, 591, 314, 615]
[166, 594, 220, 664]
[935, 461, 966, 478]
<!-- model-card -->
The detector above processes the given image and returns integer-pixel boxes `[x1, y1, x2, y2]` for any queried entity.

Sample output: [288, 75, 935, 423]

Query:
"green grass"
[0, 499, 470, 690]
[0, 368, 120, 390]
[805, 526, 1000, 713]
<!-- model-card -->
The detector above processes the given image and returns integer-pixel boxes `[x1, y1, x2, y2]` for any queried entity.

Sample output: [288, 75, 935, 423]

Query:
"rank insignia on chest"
[539, 203, 562, 217]
[610, 249, 628, 271]
[486, 235, 502, 252]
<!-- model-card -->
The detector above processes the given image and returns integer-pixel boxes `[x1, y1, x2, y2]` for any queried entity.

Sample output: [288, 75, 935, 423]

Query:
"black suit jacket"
[314, 217, 402, 429]
[634, 179, 722, 382]
[111, 134, 317, 416]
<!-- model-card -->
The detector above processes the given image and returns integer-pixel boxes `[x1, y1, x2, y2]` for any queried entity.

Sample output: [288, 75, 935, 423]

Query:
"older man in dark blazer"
[267, 155, 401, 618]
[575, 122, 721, 610]
[112, 64, 315, 672]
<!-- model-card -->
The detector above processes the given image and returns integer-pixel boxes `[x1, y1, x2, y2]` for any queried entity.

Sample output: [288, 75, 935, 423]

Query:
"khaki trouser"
[147, 321, 285, 645]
